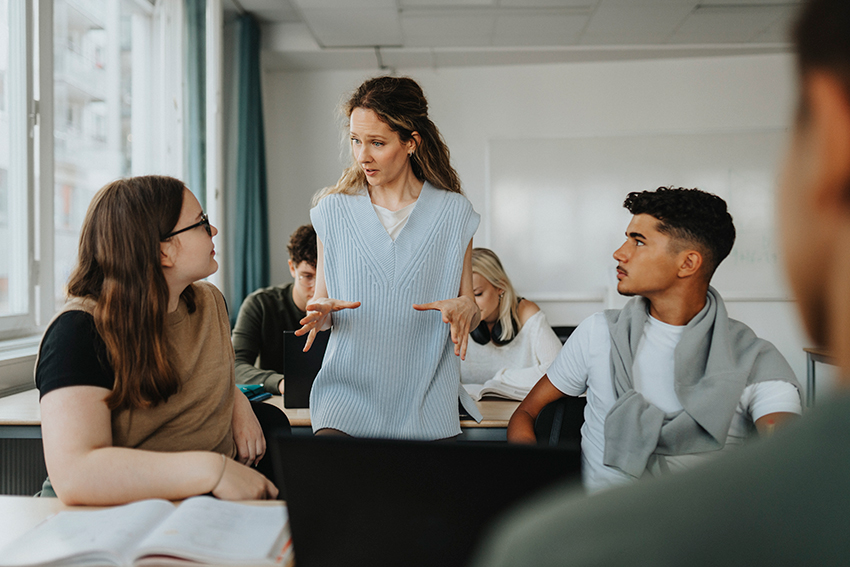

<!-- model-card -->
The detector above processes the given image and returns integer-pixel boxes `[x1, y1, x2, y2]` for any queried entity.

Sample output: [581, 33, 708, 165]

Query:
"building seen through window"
[53, 0, 135, 310]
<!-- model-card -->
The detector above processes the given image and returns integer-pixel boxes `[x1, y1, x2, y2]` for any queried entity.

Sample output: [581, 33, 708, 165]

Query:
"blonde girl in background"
[461, 248, 562, 398]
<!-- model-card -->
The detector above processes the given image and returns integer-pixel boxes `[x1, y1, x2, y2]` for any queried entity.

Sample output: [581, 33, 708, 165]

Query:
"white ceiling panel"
[244, 0, 802, 70]
[580, 2, 694, 44]
[493, 12, 589, 46]
[749, 6, 797, 43]
[299, 7, 404, 46]
[402, 13, 497, 47]
[262, 22, 320, 51]
[669, 5, 791, 43]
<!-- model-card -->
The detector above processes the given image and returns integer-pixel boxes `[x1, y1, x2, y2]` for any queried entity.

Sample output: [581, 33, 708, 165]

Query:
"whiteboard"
[487, 130, 790, 301]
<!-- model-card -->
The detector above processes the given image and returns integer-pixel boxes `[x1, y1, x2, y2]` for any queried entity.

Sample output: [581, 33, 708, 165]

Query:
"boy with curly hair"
[508, 187, 801, 493]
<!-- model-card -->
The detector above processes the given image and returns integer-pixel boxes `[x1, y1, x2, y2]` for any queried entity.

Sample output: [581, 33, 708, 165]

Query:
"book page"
[463, 383, 485, 401]
[464, 381, 526, 401]
[134, 496, 289, 565]
[0, 499, 175, 567]
[483, 379, 528, 401]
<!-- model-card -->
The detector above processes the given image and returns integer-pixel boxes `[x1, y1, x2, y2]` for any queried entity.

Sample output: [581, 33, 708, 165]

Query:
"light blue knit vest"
[309, 182, 480, 439]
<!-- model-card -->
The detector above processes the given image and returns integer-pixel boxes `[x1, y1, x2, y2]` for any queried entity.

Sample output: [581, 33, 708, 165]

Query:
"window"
[1, 0, 182, 395]
[0, 0, 156, 341]
[52, 0, 148, 311]
[0, 0, 33, 334]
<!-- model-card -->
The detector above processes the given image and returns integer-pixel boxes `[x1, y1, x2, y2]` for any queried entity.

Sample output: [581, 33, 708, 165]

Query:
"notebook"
[269, 434, 581, 567]
[282, 330, 329, 409]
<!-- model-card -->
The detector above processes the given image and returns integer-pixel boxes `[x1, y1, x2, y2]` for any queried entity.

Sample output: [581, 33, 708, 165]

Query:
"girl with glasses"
[35, 175, 280, 504]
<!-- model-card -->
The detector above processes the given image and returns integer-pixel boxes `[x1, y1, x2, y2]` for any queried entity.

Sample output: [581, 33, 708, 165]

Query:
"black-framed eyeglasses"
[162, 213, 211, 240]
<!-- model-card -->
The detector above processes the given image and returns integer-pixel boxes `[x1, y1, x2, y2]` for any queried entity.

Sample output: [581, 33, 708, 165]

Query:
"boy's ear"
[160, 241, 175, 268]
[677, 250, 703, 279]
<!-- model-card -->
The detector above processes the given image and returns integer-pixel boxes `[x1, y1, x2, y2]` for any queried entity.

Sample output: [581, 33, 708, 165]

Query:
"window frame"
[0, 0, 38, 341]
[0, 0, 180, 396]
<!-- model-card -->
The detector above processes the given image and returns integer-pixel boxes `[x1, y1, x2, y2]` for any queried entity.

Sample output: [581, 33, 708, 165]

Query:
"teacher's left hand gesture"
[414, 294, 480, 360]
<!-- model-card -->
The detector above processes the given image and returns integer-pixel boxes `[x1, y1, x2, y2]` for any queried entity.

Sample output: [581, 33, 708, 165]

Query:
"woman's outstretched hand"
[413, 295, 481, 360]
[296, 297, 361, 351]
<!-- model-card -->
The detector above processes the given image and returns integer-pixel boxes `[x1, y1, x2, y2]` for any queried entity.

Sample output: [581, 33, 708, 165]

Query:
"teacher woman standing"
[297, 76, 482, 439]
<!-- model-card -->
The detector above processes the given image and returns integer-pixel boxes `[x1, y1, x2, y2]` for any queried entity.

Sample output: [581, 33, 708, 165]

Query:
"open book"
[463, 380, 530, 402]
[0, 496, 291, 567]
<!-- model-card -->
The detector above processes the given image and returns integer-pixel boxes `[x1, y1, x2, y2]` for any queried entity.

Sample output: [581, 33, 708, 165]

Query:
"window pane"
[53, 0, 134, 309]
[0, 0, 30, 318]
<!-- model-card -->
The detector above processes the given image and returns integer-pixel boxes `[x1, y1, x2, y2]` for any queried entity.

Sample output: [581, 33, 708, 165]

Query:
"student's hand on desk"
[413, 296, 480, 360]
[213, 458, 279, 500]
[296, 297, 361, 351]
[231, 390, 265, 467]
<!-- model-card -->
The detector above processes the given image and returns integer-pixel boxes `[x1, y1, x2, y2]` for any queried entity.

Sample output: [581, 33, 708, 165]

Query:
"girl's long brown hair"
[314, 76, 462, 203]
[66, 175, 195, 411]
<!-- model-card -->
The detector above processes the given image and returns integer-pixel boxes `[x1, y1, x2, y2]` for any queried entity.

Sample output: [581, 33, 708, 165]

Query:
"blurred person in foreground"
[470, 1, 850, 565]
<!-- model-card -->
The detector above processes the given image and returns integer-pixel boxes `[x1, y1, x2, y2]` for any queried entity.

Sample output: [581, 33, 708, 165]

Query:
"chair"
[551, 325, 577, 344]
[534, 396, 586, 449]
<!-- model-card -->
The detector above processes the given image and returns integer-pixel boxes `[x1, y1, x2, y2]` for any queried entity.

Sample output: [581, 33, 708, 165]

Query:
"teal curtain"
[184, 0, 206, 206]
[226, 14, 269, 325]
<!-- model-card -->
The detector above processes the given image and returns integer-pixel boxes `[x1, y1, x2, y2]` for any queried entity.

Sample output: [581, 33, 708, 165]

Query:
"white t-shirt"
[373, 201, 416, 241]
[547, 312, 803, 494]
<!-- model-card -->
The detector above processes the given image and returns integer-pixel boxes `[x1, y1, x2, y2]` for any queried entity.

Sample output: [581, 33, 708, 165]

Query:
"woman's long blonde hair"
[314, 76, 462, 204]
[472, 248, 521, 343]
[66, 176, 194, 411]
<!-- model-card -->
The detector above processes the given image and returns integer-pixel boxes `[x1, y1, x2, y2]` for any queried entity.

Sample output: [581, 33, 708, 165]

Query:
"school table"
[0, 496, 291, 567]
[0, 388, 520, 441]
[263, 395, 518, 441]
[803, 347, 834, 408]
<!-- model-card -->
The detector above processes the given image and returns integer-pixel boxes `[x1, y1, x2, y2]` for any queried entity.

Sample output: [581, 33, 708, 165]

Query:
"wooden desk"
[0, 496, 289, 566]
[0, 390, 518, 495]
[265, 396, 518, 441]
[0, 389, 519, 441]
[0, 388, 41, 438]
[803, 347, 835, 408]
[0, 496, 78, 551]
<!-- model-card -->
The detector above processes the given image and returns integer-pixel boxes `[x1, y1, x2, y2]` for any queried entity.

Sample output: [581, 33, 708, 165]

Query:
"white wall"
[262, 53, 814, 387]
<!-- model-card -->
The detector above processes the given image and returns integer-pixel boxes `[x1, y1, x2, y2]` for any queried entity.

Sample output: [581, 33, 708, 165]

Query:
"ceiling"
[226, 0, 803, 71]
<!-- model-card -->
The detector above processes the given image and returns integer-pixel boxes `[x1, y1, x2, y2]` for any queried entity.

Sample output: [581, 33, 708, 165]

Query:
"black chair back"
[551, 325, 577, 344]
[534, 396, 586, 449]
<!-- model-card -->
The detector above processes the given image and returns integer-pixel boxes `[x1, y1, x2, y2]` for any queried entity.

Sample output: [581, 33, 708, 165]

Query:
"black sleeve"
[35, 311, 115, 399]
